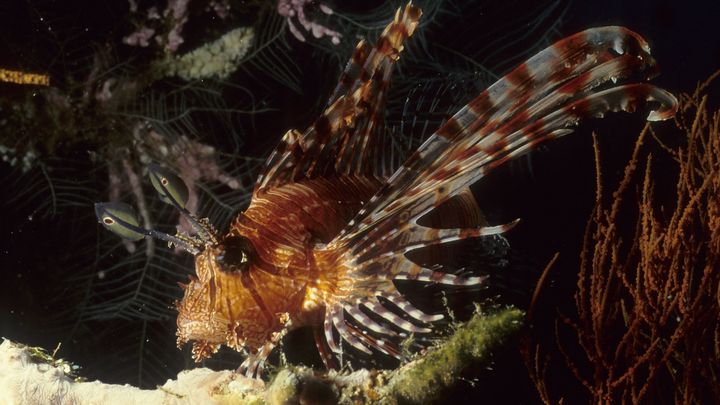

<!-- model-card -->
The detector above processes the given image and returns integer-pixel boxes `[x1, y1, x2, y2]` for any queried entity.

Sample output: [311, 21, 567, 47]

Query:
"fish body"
[177, 175, 381, 362]
[97, 4, 678, 375]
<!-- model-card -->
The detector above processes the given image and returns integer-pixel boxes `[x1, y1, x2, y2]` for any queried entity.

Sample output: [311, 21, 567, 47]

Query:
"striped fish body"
[173, 3, 678, 375]
[176, 175, 380, 363]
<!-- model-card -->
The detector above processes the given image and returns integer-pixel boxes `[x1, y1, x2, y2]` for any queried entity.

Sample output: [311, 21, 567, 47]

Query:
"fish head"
[175, 232, 289, 362]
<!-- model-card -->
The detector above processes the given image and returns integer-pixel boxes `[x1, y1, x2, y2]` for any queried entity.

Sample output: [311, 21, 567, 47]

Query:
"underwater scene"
[1, 0, 719, 403]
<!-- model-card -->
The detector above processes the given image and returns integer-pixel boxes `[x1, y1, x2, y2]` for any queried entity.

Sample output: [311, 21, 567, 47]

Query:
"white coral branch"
[0, 339, 264, 404]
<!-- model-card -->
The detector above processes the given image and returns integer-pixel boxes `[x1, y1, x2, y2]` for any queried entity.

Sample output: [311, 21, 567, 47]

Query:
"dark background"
[1, 0, 718, 402]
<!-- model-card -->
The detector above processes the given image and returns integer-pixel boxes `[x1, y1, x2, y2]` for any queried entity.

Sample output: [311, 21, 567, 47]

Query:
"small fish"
[96, 3, 677, 376]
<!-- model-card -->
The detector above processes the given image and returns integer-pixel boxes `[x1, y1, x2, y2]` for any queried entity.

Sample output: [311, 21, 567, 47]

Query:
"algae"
[218, 307, 525, 404]
[0, 308, 524, 404]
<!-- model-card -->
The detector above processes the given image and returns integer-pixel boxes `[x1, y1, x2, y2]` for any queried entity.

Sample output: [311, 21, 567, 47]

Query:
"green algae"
[378, 307, 525, 404]
[211, 307, 525, 404]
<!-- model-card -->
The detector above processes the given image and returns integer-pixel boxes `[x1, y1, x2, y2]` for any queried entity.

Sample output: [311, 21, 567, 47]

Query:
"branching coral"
[159, 26, 254, 81]
[130, 126, 244, 238]
[124, 0, 191, 53]
[276, 0, 341, 45]
[0, 308, 524, 404]
[523, 71, 720, 404]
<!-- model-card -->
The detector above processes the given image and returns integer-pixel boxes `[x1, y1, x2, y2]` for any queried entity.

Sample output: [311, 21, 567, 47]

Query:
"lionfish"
[95, 4, 677, 377]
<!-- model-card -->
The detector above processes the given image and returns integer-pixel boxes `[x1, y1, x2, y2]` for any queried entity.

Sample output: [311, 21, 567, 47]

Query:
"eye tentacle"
[148, 163, 218, 246]
[95, 202, 201, 255]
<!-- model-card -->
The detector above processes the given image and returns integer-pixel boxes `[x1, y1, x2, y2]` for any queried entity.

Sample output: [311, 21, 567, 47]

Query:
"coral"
[378, 307, 524, 403]
[523, 71, 720, 404]
[276, 0, 341, 45]
[164, 0, 191, 52]
[0, 68, 50, 86]
[209, 0, 231, 20]
[0, 339, 263, 404]
[124, 0, 191, 53]
[251, 307, 524, 404]
[122, 0, 231, 54]
[159, 27, 255, 81]
[123, 26, 156, 47]
[0, 308, 523, 404]
[133, 127, 244, 237]
[0, 145, 37, 173]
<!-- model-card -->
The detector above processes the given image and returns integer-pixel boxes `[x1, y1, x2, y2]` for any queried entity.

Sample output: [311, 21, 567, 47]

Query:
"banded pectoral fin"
[316, 189, 514, 367]
[332, 26, 678, 252]
[238, 340, 277, 379]
[315, 271, 492, 369]
[236, 311, 295, 378]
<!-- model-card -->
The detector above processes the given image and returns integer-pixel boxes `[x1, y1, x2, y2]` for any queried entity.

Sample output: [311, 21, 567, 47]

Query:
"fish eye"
[216, 236, 253, 272]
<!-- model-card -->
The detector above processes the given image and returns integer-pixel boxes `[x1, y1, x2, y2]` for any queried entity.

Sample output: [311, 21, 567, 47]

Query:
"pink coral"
[209, 0, 230, 20]
[161, 0, 190, 52]
[107, 123, 244, 253]
[123, 26, 156, 47]
[277, 0, 341, 45]
[139, 129, 241, 239]
[122, 0, 191, 53]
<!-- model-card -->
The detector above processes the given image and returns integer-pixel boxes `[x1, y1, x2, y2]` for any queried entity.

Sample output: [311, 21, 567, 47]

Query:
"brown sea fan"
[524, 71, 720, 404]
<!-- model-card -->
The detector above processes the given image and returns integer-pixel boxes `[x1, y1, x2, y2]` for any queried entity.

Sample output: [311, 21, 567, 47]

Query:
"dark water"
[0, 0, 718, 402]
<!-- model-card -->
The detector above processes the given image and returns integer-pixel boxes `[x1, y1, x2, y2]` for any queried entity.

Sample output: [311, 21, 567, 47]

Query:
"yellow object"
[0, 68, 50, 86]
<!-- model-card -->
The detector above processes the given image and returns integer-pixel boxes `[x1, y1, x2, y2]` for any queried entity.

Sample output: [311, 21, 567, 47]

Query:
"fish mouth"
[179, 322, 212, 340]
[176, 317, 227, 344]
